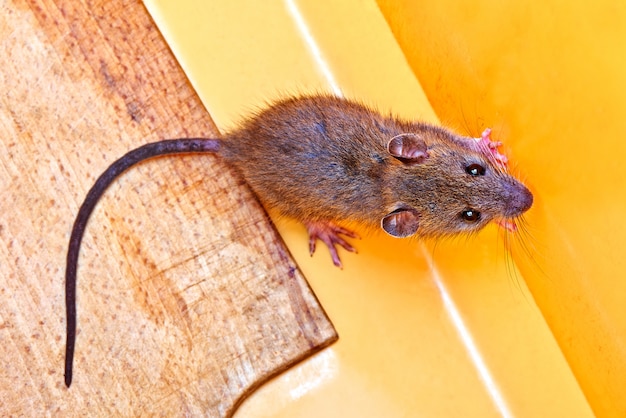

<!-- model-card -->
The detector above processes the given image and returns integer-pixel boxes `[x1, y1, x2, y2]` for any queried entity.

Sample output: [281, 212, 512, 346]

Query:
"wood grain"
[0, 0, 337, 416]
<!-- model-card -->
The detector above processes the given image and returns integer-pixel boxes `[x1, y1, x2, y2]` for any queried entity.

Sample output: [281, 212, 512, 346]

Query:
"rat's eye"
[460, 209, 481, 222]
[465, 163, 486, 176]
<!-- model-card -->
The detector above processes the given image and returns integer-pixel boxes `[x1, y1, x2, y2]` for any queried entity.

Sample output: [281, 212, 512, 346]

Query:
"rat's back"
[221, 95, 401, 225]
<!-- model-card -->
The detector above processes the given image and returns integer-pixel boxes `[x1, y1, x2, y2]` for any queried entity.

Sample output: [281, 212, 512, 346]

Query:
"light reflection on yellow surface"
[422, 244, 513, 418]
[284, 0, 342, 97]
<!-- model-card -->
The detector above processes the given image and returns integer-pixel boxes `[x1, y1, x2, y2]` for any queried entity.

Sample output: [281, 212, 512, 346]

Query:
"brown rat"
[64, 94, 533, 386]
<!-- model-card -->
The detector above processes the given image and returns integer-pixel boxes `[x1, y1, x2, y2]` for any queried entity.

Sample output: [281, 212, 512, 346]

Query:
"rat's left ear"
[387, 133, 428, 165]
[381, 207, 420, 237]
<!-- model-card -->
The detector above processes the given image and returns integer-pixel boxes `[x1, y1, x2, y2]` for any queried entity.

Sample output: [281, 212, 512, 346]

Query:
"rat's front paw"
[305, 220, 359, 268]
[476, 128, 508, 168]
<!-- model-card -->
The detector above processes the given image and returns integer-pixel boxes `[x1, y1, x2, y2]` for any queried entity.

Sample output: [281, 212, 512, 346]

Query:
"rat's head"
[380, 127, 533, 238]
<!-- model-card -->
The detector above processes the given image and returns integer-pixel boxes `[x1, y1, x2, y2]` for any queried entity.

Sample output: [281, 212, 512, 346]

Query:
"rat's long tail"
[64, 138, 220, 387]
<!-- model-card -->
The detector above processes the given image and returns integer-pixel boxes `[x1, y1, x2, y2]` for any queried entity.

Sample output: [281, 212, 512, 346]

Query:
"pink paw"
[497, 218, 518, 232]
[476, 128, 508, 168]
[305, 220, 359, 268]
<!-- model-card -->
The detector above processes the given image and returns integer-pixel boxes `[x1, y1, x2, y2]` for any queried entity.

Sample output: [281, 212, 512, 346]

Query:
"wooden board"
[0, 0, 337, 416]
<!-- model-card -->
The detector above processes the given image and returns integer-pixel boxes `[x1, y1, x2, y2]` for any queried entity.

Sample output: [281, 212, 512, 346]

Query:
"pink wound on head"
[476, 128, 508, 168]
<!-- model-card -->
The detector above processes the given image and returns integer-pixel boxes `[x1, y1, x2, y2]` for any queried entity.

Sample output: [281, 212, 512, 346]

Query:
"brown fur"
[221, 95, 532, 237]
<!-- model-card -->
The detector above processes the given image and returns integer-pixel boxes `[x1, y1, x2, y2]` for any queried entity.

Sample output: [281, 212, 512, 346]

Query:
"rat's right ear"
[381, 207, 420, 237]
[387, 133, 428, 165]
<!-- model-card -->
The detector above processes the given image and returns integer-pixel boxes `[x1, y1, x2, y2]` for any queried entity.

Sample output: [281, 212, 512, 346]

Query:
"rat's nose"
[503, 181, 533, 217]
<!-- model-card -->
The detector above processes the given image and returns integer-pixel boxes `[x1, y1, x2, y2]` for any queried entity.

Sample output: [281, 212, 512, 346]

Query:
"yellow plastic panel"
[376, 1, 626, 416]
[143, 0, 593, 416]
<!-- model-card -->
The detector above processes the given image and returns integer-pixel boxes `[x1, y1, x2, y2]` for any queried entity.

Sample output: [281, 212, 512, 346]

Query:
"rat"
[64, 94, 533, 387]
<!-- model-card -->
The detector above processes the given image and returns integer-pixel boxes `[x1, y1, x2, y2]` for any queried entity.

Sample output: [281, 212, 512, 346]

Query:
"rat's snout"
[502, 180, 533, 217]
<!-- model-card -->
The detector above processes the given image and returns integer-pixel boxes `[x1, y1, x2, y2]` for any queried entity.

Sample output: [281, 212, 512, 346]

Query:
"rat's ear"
[381, 207, 420, 237]
[387, 133, 428, 165]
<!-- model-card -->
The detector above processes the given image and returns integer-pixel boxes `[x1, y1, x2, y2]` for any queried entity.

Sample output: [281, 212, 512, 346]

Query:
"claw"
[476, 128, 508, 168]
[305, 220, 359, 268]
[497, 218, 518, 232]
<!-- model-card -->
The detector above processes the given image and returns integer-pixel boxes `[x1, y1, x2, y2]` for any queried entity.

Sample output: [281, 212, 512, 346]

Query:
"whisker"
[514, 216, 549, 280]
[499, 222, 533, 303]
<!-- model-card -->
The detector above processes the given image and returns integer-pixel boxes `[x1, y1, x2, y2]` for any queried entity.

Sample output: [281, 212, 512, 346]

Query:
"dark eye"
[460, 209, 481, 222]
[465, 163, 486, 176]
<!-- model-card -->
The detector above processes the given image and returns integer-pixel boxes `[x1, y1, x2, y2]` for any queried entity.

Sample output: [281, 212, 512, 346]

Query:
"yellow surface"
[376, 1, 626, 416]
[142, 0, 605, 416]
